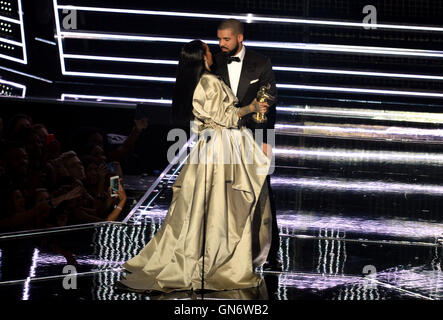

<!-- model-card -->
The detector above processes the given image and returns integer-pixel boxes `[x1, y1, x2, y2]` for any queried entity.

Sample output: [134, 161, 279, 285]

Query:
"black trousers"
[266, 174, 280, 262]
[244, 123, 279, 261]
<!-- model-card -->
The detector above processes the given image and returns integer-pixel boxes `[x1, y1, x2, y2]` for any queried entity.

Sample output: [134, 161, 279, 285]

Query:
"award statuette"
[253, 84, 275, 123]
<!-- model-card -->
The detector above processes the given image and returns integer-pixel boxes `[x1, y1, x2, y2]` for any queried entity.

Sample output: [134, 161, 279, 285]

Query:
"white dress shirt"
[227, 45, 246, 97]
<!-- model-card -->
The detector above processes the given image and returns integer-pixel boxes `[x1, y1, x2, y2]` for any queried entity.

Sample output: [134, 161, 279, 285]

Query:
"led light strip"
[63, 54, 443, 81]
[276, 123, 443, 138]
[0, 35, 22, 47]
[272, 176, 443, 195]
[59, 75, 443, 99]
[273, 147, 443, 165]
[52, 2, 443, 98]
[58, 31, 443, 58]
[0, 0, 27, 64]
[35, 37, 57, 46]
[63, 71, 175, 82]
[55, 5, 443, 33]
[276, 106, 443, 124]
[17, 0, 27, 64]
[53, 0, 66, 73]
[274, 66, 443, 81]
[0, 65, 53, 83]
[0, 15, 20, 25]
[63, 54, 178, 65]
[275, 124, 443, 143]
[61, 94, 172, 104]
[276, 84, 443, 98]
[0, 78, 26, 97]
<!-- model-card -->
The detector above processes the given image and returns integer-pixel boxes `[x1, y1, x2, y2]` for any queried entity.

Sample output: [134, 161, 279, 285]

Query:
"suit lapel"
[219, 58, 231, 88]
[236, 50, 254, 104]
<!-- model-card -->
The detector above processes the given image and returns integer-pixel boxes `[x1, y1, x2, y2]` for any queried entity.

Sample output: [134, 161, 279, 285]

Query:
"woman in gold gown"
[115, 40, 273, 293]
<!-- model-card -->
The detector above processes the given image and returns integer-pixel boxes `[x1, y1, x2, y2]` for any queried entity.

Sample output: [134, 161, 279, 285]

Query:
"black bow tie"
[227, 56, 241, 64]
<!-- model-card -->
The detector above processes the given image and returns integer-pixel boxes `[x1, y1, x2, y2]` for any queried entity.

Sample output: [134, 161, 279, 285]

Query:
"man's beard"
[222, 42, 240, 57]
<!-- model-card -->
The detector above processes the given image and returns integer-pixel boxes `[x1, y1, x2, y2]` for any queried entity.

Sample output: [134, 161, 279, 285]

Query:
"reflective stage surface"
[0, 223, 441, 300]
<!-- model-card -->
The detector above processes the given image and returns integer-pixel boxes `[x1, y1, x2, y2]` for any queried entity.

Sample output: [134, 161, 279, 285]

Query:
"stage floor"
[0, 221, 441, 300]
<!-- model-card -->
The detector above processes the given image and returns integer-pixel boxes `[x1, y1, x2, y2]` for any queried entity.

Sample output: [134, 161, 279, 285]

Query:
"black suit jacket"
[214, 48, 277, 132]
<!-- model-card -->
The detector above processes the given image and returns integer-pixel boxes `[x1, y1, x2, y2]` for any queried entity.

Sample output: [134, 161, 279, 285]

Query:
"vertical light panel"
[0, 0, 27, 64]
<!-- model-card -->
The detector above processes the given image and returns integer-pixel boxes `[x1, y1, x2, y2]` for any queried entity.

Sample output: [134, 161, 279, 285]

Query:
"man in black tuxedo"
[213, 19, 281, 271]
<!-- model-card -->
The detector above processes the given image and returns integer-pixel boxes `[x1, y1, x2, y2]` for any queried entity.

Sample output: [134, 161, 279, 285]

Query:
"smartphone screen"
[110, 176, 119, 197]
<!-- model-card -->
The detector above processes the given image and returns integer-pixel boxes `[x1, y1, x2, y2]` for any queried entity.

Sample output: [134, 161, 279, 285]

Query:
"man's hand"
[249, 99, 270, 113]
[258, 101, 270, 114]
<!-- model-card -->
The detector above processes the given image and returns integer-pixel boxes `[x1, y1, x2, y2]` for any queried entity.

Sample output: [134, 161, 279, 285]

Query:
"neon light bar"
[0, 53, 25, 64]
[58, 31, 443, 58]
[272, 176, 443, 195]
[63, 54, 178, 65]
[55, 5, 443, 33]
[0, 0, 27, 64]
[52, 0, 66, 72]
[0, 65, 53, 83]
[276, 84, 443, 98]
[273, 147, 443, 165]
[61, 94, 172, 104]
[35, 37, 57, 46]
[0, 15, 20, 24]
[276, 106, 443, 124]
[17, 0, 27, 64]
[63, 71, 175, 82]
[0, 79, 26, 89]
[274, 66, 443, 81]
[63, 54, 443, 81]
[276, 123, 443, 138]
[0, 36, 22, 47]
[59, 70, 443, 98]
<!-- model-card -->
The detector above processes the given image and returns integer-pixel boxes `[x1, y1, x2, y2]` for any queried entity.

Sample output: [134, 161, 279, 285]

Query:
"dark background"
[2, 0, 443, 173]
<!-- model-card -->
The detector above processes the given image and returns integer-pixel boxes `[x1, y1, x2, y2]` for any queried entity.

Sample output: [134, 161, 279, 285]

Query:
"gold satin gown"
[119, 72, 273, 293]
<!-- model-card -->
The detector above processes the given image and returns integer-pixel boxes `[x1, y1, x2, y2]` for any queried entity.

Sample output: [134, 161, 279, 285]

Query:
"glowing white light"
[0, 65, 53, 83]
[22, 248, 39, 300]
[273, 176, 443, 195]
[63, 71, 175, 82]
[17, 0, 27, 64]
[34, 37, 57, 46]
[0, 15, 20, 25]
[0, 0, 27, 64]
[53, 0, 66, 73]
[55, 5, 443, 33]
[52, 3, 443, 99]
[0, 78, 26, 97]
[276, 123, 443, 138]
[61, 94, 172, 104]
[0, 36, 22, 47]
[63, 54, 178, 65]
[274, 66, 443, 81]
[63, 54, 443, 81]
[246, 13, 253, 24]
[276, 84, 443, 98]
[276, 106, 443, 124]
[273, 147, 443, 165]
[58, 31, 443, 58]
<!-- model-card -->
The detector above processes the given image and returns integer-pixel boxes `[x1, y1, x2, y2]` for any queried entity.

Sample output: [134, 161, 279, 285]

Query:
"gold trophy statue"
[253, 84, 275, 123]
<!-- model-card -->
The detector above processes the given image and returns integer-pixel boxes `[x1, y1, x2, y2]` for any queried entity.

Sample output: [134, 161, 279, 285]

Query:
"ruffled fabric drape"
[120, 73, 272, 293]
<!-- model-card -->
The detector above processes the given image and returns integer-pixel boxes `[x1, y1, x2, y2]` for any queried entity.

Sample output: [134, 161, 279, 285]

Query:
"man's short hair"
[218, 19, 244, 35]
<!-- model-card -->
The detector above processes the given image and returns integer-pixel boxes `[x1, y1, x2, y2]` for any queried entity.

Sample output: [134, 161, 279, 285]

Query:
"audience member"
[0, 113, 133, 233]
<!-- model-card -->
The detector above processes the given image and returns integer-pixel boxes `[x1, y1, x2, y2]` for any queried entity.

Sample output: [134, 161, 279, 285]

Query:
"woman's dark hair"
[170, 40, 207, 127]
